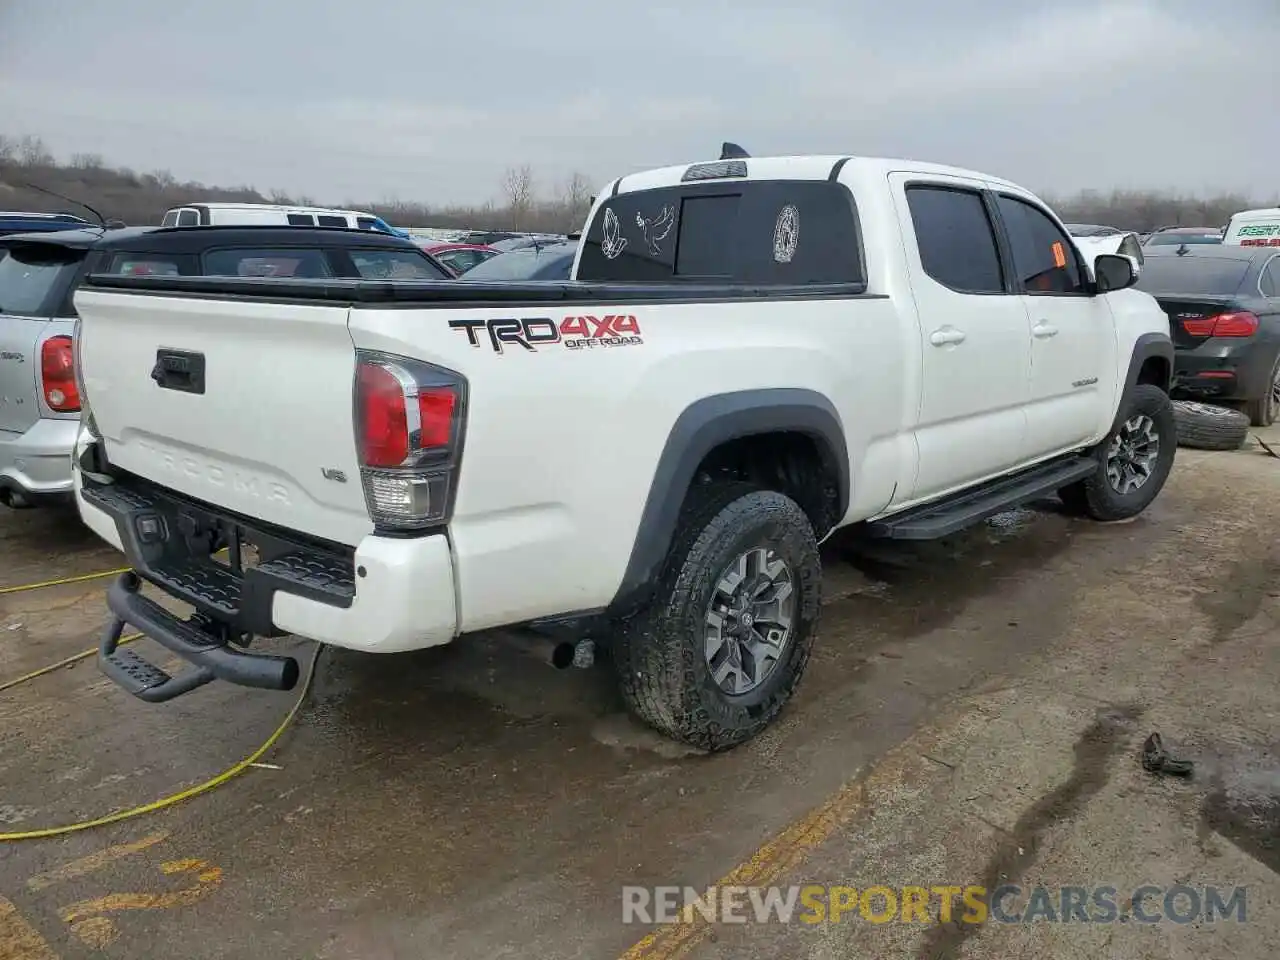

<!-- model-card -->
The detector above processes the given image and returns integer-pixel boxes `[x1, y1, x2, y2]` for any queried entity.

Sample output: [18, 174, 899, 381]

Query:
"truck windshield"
[0, 247, 80, 315]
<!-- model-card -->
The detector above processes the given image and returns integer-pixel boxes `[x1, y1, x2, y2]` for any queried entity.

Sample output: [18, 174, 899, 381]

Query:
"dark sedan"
[1143, 226, 1223, 248]
[1136, 246, 1280, 424]
[458, 240, 576, 281]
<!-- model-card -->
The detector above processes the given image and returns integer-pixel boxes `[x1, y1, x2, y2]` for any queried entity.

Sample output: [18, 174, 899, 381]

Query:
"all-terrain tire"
[613, 483, 822, 752]
[1173, 400, 1250, 451]
[1059, 384, 1176, 521]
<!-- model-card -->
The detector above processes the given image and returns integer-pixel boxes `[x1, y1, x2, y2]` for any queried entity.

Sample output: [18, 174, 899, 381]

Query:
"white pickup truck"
[71, 152, 1176, 751]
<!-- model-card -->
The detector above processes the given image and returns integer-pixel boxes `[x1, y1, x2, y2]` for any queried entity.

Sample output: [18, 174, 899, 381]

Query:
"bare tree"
[502, 165, 536, 228]
[558, 171, 593, 230]
[70, 152, 105, 170]
[17, 135, 54, 166]
[149, 168, 176, 189]
[0, 135, 14, 162]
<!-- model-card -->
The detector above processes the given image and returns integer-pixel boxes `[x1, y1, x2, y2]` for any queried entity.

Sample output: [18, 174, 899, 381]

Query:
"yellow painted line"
[57, 859, 223, 924]
[0, 896, 60, 960]
[26, 832, 169, 892]
[618, 781, 868, 960]
[618, 731, 929, 960]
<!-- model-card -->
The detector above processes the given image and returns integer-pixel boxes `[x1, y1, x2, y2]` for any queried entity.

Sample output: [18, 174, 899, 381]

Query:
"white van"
[160, 202, 407, 237]
[1222, 207, 1280, 247]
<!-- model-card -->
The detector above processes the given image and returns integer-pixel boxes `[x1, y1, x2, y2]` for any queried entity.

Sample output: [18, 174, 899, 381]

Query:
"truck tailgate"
[74, 289, 373, 546]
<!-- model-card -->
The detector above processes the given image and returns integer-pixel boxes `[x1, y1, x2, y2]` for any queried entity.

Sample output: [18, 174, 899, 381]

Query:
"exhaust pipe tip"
[505, 632, 595, 670]
[548, 641, 576, 670]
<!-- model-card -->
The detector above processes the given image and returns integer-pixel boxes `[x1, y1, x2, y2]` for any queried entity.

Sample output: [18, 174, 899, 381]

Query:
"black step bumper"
[79, 461, 353, 702]
[100, 572, 300, 703]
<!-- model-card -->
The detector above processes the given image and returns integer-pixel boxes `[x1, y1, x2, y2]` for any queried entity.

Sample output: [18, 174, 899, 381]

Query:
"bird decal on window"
[636, 205, 675, 256]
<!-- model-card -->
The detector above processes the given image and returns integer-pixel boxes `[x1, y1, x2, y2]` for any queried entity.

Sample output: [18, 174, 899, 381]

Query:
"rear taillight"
[1182, 311, 1259, 338]
[354, 351, 466, 530]
[40, 335, 81, 413]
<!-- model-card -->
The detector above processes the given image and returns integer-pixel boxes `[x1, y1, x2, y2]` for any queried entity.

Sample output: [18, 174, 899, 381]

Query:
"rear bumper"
[1172, 340, 1276, 402]
[0, 416, 78, 504]
[73, 451, 459, 657]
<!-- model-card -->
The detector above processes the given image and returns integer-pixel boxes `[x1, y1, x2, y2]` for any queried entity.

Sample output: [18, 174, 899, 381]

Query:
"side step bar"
[866, 456, 1096, 540]
[99, 572, 300, 703]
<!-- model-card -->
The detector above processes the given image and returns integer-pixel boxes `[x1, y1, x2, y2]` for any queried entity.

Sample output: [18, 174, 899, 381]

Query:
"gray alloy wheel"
[703, 546, 797, 696]
[1105, 414, 1160, 494]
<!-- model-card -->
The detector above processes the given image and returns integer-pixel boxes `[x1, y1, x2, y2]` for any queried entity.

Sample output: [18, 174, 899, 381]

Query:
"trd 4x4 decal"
[449, 315, 643, 354]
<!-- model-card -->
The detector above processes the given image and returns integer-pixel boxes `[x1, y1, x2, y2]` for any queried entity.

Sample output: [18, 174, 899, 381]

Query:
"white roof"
[614, 154, 1024, 194]
[169, 202, 376, 217]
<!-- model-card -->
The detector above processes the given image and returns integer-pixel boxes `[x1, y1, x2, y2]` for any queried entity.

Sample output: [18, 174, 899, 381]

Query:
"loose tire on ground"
[1172, 400, 1250, 451]
[612, 483, 822, 752]
[1059, 384, 1177, 521]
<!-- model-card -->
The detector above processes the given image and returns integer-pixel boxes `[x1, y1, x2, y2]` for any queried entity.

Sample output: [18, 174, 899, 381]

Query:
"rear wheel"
[1243, 354, 1280, 427]
[613, 483, 822, 752]
[1059, 384, 1176, 521]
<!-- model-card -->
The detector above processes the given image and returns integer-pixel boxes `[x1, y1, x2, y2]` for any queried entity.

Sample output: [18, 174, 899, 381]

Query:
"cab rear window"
[577, 179, 864, 285]
[202, 248, 333, 278]
[105, 255, 182, 277]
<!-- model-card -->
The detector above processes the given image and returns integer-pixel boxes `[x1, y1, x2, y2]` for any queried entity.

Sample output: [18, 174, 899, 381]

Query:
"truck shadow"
[312, 502, 1086, 753]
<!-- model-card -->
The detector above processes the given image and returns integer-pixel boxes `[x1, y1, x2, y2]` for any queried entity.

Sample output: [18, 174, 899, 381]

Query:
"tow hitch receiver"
[99, 572, 300, 703]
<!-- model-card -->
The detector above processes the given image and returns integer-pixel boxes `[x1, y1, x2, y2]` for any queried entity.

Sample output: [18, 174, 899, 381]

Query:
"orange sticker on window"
[1051, 241, 1067, 268]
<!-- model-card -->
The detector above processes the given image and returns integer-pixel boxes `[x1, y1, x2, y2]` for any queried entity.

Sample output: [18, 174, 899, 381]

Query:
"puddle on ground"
[1199, 765, 1280, 875]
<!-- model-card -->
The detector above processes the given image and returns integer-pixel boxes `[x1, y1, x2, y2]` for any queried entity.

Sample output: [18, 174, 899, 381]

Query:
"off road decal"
[449, 315, 643, 354]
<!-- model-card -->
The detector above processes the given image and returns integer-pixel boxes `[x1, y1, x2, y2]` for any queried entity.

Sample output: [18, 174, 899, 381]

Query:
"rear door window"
[995, 194, 1086, 295]
[317, 215, 348, 228]
[577, 179, 864, 284]
[905, 185, 1005, 294]
[0, 246, 81, 315]
[202, 247, 333, 278]
[286, 214, 315, 226]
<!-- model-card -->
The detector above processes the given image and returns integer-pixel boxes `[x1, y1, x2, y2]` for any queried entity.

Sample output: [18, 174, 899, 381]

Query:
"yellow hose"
[0, 565, 322, 841]
[0, 567, 131, 595]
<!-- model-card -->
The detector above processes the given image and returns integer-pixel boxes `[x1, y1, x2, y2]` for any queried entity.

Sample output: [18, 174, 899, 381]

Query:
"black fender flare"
[1112, 332, 1174, 432]
[607, 388, 849, 616]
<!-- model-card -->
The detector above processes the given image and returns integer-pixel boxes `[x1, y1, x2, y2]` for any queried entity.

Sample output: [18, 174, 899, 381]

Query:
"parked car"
[1064, 223, 1124, 238]
[1, 212, 94, 238]
[160, 202, 409, 238]
[454, 230, 521, 246]
[68, 150, 1175, 752]
[418, 241, 500, 276]
[457, 240, 576, 281]
[489, 234, 569, 252]
[1136, 245, 1280, 425]
[1143, 226, 1223, 247]
[1222, 207, 1280, 248]
[0, 224, 449, 509]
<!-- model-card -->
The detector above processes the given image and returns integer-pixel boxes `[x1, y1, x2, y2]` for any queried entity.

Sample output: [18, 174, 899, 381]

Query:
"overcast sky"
[2, 0, 1277, 207]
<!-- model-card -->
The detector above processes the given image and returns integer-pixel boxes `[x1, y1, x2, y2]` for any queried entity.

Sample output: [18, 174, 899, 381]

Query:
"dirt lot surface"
[1, 432, 1278, 960]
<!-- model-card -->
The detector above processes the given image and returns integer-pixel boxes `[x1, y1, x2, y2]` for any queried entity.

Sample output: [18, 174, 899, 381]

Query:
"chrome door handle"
[929, 328, 967, 346]
[1032, 321, 1059, 339]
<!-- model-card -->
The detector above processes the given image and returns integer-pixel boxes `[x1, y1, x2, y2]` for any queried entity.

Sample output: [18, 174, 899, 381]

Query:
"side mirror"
[1095, 253, 1139, 293]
